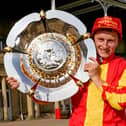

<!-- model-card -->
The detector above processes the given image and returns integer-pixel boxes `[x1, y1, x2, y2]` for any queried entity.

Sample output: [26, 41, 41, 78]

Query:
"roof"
[0, 0, 126, 39]
[1, 0, 126, 18]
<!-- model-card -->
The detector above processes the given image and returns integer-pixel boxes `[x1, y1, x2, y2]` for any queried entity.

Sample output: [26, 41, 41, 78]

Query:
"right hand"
[6, 77, 19, 89]
[84, 57, 104, 87]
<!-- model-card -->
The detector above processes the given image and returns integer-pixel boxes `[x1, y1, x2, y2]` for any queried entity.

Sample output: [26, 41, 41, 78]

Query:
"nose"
[102, 40, 108, 48]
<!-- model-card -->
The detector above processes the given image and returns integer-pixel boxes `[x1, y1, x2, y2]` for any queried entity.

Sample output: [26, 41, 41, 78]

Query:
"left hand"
[6, 76, 19, 89]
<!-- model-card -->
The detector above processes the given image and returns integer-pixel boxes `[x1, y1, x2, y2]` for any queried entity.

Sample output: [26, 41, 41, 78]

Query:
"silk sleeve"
[100, 69, 126, 110]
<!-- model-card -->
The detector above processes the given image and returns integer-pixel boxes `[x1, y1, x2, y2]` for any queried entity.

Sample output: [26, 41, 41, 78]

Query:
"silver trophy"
[4, 10, 96, 102]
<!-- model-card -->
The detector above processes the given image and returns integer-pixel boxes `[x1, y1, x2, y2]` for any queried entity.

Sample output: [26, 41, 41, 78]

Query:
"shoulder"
[113, 56, 126, 71]
[113, 56, 126, 65]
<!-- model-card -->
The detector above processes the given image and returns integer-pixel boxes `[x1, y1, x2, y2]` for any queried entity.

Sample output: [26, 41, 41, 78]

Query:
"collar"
[97, 54, 116, 64]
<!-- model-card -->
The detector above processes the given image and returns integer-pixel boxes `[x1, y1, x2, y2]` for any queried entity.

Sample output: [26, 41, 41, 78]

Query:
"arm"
[84, 57, 126, 110]
[101, 74, 126, 110]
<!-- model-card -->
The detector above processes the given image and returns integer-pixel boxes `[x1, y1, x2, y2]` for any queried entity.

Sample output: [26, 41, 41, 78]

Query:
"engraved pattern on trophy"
[18, 18, 82, 88]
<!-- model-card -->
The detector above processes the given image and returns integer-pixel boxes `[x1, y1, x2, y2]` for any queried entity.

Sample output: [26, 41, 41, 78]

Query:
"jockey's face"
[94, 30, 119, 58]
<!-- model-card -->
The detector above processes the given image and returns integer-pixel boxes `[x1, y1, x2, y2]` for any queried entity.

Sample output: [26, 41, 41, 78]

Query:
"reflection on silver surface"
[31, 34, 67, 71]
[21, 32, 81, 88]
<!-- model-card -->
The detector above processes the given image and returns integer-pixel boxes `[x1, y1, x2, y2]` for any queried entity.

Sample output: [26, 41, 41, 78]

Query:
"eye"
[107, 39, 115, 45]
[97, 38, 104, 43]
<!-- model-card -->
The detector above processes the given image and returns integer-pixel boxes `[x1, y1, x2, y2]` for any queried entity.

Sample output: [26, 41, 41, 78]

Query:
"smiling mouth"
[99, 49, 111, 55]
[99, 47, 110, 52]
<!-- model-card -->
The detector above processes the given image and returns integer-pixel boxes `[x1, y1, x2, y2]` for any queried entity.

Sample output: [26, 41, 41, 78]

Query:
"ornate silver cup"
[4, 10, 96, 102]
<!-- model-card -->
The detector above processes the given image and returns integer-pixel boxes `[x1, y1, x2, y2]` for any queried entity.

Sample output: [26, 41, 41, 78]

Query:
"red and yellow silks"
[69, 55, 126, 126]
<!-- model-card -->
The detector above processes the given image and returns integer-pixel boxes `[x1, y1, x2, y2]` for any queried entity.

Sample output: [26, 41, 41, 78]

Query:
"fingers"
[84, 57, 99, 72]
[88, 57, 97, 63]
[84, 63, 91, 72]
[6, 77, 19, 89]
[9, 83, 19, 89]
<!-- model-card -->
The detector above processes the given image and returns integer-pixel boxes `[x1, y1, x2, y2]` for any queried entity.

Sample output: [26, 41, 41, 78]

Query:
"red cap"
[92, 16, 122, 42]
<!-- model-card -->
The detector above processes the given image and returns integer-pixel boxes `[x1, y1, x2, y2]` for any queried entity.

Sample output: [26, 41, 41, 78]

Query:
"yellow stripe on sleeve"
[119, 69, 126, 87]
[105, 92, 126, 110]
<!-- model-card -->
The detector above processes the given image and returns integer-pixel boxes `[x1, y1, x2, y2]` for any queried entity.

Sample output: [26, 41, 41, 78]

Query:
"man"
[7, 16, 126, 126]
[69, 16, 126, 126]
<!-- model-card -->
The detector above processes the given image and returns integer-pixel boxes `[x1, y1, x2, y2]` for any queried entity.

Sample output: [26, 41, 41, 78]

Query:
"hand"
[6, 77, 19, 89]
[84, 57, 104, 87]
